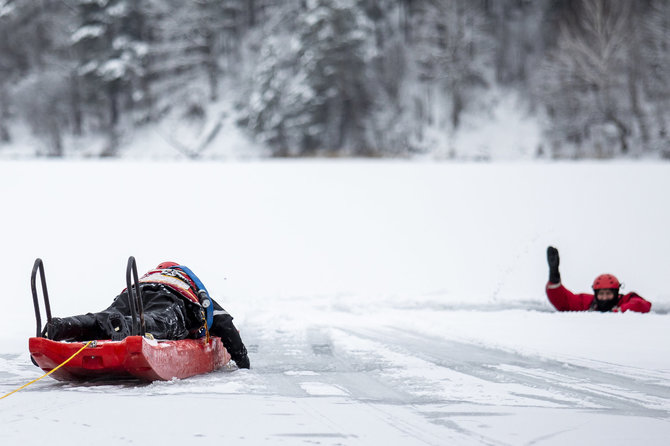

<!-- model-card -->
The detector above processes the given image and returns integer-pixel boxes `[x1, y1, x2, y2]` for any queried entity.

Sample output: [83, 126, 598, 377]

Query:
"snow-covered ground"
[1, 160, 670, 445]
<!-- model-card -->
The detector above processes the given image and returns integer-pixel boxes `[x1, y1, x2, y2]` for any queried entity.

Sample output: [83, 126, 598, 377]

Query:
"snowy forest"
[0, 0, 668, 159]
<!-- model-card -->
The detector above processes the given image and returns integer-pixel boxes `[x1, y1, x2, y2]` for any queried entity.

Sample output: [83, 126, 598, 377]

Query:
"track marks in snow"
[237, 311, 670, 423]
[334, 326, 670, 417]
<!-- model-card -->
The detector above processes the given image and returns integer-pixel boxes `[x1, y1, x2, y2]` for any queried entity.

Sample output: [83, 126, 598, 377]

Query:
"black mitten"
[234, 354, 250, 369]
[547, 246, 561, 283]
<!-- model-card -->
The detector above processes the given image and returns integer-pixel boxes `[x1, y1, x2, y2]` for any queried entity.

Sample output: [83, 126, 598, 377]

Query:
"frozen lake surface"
[1, 161, 669, 445]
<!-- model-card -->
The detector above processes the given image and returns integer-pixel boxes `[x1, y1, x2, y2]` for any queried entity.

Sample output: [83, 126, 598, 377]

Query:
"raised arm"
[547, 246, 561, 284]
[545, 246, 592, 311]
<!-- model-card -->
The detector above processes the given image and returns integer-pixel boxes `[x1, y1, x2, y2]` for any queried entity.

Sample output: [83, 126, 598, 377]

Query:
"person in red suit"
[546, 246, 651, 313]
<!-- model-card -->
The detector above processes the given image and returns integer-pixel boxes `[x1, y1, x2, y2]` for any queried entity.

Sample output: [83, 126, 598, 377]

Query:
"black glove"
[234, 354, 250, 369]
[547, 246, 561, 283]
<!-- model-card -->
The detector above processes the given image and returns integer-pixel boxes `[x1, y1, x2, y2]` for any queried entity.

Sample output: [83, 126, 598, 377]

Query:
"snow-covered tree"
[358, 0, 412, 155]
[0, 0, 76, 153]
[145, 0, 253, 139]
[486, 0, 548, 86]
[245, 30, 303, 156]
[0, 1, 16, 143]
[245, 0, 375, 156]
[294, 0, 375, 155]
[537, 0, 634, 157]
[640, 0, 670, 157]
[1, 0, 669, 159]
[71, 0, 154, 154]
[399, 0, 491, 156]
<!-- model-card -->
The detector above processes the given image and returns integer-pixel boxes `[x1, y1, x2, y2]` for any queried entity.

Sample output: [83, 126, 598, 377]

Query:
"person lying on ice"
[43, 262, 250, 369]
[545, 246, 651, 313]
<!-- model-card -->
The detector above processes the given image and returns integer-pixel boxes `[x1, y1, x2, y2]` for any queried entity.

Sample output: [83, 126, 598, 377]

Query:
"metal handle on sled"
[126, 256, 146, 336]
[31, 258, 52, 338]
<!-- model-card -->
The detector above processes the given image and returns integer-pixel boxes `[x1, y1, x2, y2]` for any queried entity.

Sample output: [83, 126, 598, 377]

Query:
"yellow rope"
[0, 340, 93, 400]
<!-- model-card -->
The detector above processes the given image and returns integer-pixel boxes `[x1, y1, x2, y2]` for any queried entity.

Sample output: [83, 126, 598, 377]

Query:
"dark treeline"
[0, 0, 668, 158]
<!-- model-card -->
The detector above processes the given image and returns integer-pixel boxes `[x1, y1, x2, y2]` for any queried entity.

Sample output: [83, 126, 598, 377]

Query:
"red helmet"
[592, 274, 620, 290]
[156, 261, 179, 270]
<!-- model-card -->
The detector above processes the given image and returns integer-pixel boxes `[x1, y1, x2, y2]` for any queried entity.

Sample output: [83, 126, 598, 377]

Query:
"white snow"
[1, 160, 670, 445]
[71, 24, 106, 43]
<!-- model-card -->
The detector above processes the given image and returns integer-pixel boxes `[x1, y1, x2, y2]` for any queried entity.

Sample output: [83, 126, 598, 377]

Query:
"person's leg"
[45, 306, 190, 341]
[43, 313, 104, 341]
[45, 285, 193, 341]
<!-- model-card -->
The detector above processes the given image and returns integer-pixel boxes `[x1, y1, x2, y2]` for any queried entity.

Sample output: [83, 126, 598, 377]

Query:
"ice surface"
[1, 160, 670, 445]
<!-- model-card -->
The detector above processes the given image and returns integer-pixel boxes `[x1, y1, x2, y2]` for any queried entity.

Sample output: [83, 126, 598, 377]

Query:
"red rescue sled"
[29, 336, 231, 381]
[29, 257, 231, 382]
